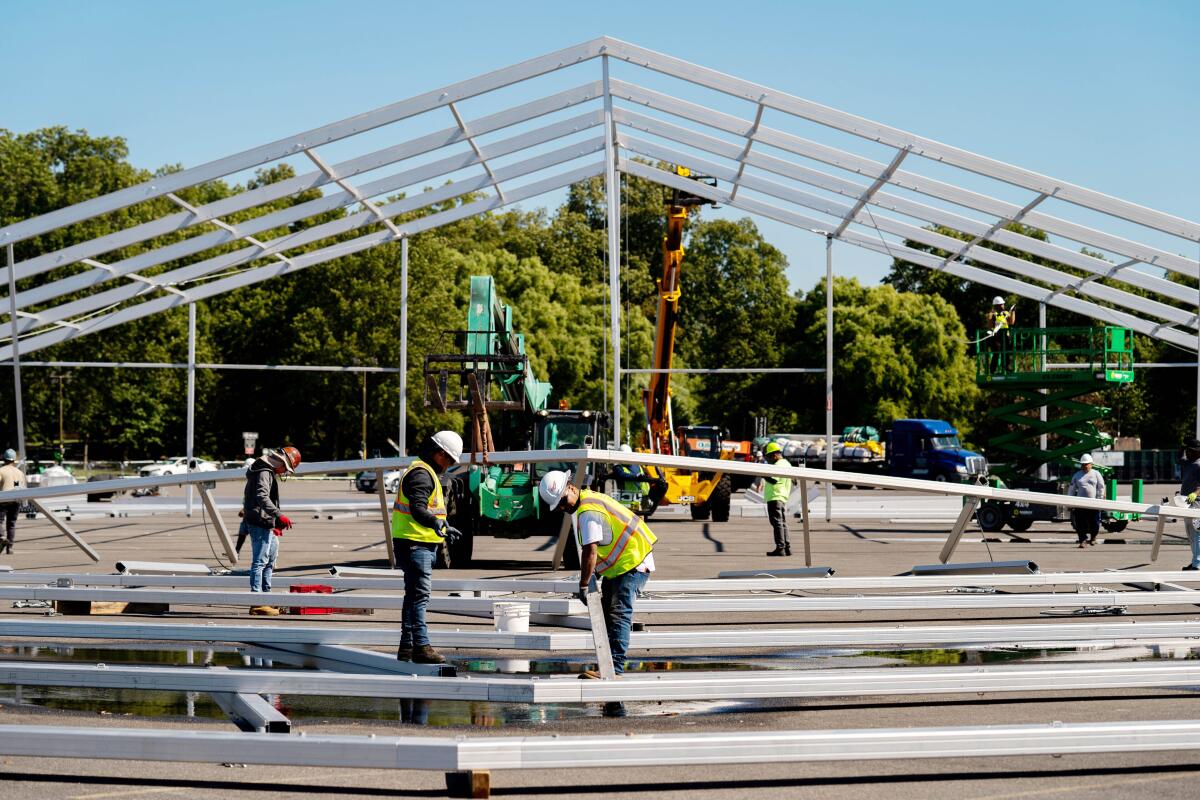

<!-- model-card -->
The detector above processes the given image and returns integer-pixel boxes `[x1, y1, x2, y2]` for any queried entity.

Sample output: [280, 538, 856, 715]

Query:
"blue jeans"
[1187, 517, 1200, 568]
[247, 524, 277, 593]
[396, 539, 437, 647]
[601, 568, 649, 675]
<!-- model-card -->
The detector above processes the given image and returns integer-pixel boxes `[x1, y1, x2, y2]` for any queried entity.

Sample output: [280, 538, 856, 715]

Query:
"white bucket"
[492, 602, 531, 634]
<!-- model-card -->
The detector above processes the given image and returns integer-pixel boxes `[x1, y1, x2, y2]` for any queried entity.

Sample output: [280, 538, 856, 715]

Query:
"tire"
[690, 501, 711, 521]
[1102, 519, 1129, 533]
[709, 475, 732, 522]
[1007, 517, 1033, 533]
[977, 504, 1006, 532]
[934, 474, 948, 483]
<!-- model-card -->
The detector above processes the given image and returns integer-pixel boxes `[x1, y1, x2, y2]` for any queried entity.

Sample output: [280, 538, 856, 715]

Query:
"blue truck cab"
[888, 419, 988, 482]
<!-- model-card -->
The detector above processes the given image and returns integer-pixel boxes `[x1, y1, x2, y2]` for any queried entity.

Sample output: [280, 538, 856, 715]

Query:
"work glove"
[576, 586, 589, 606]
[1189, 493, 1198, 505]
[277, 515, 293, 530]
[436, 520, 463, 545]
[272, 527, 284, 537]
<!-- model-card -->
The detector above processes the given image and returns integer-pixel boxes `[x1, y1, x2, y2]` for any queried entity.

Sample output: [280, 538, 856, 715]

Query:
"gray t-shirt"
[1068, 468, 1105, 499]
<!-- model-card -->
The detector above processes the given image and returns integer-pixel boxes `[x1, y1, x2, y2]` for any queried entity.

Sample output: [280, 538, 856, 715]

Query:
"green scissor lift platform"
[974, 325, 1140, 533]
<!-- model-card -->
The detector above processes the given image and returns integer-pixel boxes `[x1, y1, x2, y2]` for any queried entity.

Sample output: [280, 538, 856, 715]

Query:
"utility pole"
[361, 371, 368, 460]
[50, 373, 72, 453]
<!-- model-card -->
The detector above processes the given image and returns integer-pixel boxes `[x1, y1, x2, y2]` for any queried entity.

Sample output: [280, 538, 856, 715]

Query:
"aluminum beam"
[2, 133, 600, 340]
[620, 135, 1197, 331]
[9, 660, 1200, 703]
[252, 642, 454, 677]
[209, 688, 291, 733]
[30, 499, 99, 562]
[602, 37, 1200, 241]
[9, 718, 1200, 774]
[6, 618, 1200, 652]
[0, 38, 609, 246]
[610, 94, 1198, 279]
[0, 160, 607, 361]
[0, 586, 580, 613]
[7, 570, 1200, 593]
[613, 102, 1195, 306]
[11, 95, 601, 296]
[620, 157, 1199, 350]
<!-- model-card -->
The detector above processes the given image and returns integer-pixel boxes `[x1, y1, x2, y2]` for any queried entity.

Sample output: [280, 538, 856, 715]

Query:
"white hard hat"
[1078, 453, 1094, 464]
[992, 296, 1005, 306]
[538, 470, 571, 507]
[618, 444, 632, 453]
[431, 430, 463, 462]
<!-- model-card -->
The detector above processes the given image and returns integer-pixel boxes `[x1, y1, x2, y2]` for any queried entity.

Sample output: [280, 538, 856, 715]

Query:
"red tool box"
[288, 584, 334, 615]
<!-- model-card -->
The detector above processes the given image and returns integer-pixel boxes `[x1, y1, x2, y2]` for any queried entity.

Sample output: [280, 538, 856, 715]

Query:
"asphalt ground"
[2, 479, 1199, 799]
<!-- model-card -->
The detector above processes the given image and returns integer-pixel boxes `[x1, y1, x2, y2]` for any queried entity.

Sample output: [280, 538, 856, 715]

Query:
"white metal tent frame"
[2, 36, 1198, 453]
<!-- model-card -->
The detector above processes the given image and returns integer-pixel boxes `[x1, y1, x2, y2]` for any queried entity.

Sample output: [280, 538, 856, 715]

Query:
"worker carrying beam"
[539, 469, 658, 717]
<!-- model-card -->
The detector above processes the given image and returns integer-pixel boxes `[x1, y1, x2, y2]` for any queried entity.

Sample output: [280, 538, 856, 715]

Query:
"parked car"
[138, 457, 219, 477]
[356, 469, 401, 494]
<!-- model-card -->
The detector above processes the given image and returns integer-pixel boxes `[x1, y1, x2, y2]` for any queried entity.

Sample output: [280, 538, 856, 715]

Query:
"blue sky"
[4, 0, 1197, 290]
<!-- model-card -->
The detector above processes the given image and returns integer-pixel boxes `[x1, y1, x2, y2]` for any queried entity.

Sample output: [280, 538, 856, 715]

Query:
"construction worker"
[539, 469, 657, 717]
[0, 449, 22, 555]
[762, 442, 793, 556]
[985, 296, 1016, 374]
[1067, 453, 1105, 547]
[242, 446, 301, 615]
[1180, 437, 1200, 570]
[392, 430, 464, 664]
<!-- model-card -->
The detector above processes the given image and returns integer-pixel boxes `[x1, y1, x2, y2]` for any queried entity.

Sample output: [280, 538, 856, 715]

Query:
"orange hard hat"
[275, 446, 301, 474]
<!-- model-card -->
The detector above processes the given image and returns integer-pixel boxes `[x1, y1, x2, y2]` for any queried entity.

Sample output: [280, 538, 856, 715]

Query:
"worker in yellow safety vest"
[539, 469, 658, 716]
[762, 442, 793, 557]
[392, 430, 464, 665]
[985, 296, 1016, 374]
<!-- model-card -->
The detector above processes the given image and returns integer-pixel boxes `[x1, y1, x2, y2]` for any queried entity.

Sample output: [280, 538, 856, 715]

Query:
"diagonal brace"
[832, 145, 910, 238]
[302, 150, 404, 240]
[727, 100, 766, 204]
[448, 102, 507, 204]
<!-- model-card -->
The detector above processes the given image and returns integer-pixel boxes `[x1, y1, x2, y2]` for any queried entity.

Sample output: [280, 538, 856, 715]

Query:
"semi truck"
[780, 419, 988, 484]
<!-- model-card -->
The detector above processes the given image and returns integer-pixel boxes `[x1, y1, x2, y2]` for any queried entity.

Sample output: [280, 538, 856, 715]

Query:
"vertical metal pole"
[1195, 272, 1199, 438]
[1038, 301, 1048, 481]
[824, 235, 833, 523]
[399, 236, 409, 456]
[5, 244, 25, 461]
[186, 302, 196, 517]
[603, 54, 622, 442]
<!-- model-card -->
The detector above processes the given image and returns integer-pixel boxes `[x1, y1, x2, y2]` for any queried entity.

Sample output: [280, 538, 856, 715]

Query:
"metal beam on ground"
[209, 687, 292, 733]
[11, 660, 1200, 703]
[8, 719, 1200, 776]
[8, 569, 1200, 593]
[8, 618, 1200, 652]
[251, 642, 454, 677]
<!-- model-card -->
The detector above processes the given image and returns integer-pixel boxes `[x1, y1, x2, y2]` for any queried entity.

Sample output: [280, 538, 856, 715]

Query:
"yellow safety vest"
[989, 310, 1010, 331]
[391, 459, 446, 544]
[763, 475, 792, 504]
[575, 489, 657, 579]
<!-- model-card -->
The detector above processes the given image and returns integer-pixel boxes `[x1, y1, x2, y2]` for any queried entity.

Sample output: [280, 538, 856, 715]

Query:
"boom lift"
[640, 166, 733, 522]
[973, 325, 1141, 534]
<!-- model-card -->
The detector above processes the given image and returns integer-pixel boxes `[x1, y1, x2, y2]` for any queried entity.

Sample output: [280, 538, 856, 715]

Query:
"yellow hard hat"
[764, 442, 782, 455]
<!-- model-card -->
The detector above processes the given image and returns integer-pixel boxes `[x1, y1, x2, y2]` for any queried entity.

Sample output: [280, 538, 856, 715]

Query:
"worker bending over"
[539, 469, 657, 716]
[762, 442, 793, 556]
[392, 431, 464, 664]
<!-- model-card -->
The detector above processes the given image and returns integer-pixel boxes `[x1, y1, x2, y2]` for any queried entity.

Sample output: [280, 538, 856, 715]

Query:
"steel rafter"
[0, 34, 1192, 362]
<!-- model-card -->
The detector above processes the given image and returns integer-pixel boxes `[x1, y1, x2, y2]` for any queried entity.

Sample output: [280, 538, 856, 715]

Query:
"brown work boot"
[249, 605, 280, 616]
[578, 669, 603, 680]
[396, 644, 413, 662]
[412, 644, 445, 664]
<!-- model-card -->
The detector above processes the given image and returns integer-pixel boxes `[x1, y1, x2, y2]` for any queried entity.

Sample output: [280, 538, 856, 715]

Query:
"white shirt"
[1068, 468, 1105, 499]
[575, 510, 655, 573]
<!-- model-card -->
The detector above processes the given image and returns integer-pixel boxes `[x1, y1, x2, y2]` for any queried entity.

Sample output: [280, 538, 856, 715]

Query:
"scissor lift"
[974, 326, 1141, 533]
